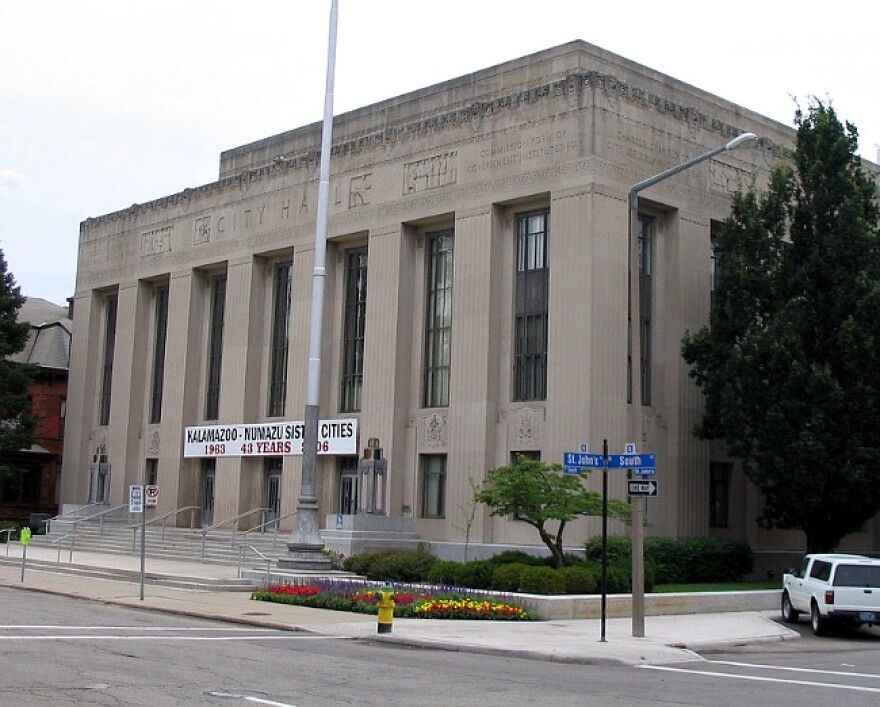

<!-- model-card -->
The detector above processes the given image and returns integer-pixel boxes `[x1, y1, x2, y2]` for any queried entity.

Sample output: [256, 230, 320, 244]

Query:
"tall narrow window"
[268, 261, 292, 417]
[145, 458, 158, 486]
[639, 216, 653, 405]
[710, 461, 732, 528]
[628, 215, 653, 405]
[420, 454, 446, 518]
[98, 294, 118, 426]
[513, 209, 549, 401]
[710, 220, 722, 305]
[149, 285, 169, 424]
[340, 247, 368, 412]
[423, 230, 454, 407]
[205, 273, 227, 420]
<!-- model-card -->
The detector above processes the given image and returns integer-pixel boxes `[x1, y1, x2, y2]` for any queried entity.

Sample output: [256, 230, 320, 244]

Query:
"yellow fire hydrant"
[376, 582, 395, 634]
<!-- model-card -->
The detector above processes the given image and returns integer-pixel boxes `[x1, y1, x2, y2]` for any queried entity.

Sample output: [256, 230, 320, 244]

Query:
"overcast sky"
[1, 0, 877, 305]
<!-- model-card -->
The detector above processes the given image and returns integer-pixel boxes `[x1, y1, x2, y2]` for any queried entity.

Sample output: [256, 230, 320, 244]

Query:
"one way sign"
[627, 480, 658, 497]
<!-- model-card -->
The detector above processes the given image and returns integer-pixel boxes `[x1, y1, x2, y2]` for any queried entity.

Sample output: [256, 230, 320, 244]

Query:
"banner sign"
[183, 419, 358, 458]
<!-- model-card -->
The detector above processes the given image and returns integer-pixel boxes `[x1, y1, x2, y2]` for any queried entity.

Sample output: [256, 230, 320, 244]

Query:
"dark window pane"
[268, 261, 292, 417]
[341, 248, 368, 412]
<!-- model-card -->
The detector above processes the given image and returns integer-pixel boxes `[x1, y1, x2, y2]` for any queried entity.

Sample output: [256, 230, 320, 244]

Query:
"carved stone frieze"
[419, 411, 448, 451]
[147, 427, 160, 456]
[503, 405, 545, 449]
[140, 225, 172, 257]
[194, 216, 211, 245]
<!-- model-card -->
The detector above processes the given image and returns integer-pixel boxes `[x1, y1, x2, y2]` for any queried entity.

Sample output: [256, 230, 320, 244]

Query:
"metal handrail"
[200, 507, 270, 558]
[130, 505, 201, 552]
[47, 533, 77, 564]
[237, 510, 297, 549]
[1, 528, 17, 555]
[49, 503, 128, 537]
[45, 502, 108, 533]
[238, 544, 272, 587]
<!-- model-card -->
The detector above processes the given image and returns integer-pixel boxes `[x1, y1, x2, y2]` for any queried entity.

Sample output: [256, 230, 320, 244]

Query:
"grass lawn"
[653, 581, 781, 593]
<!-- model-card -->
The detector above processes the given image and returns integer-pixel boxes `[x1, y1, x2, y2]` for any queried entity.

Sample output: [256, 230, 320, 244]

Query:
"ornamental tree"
[0, 248, 36, 476]
[475, 455, 630, 568]
[682, 101, 880, 553]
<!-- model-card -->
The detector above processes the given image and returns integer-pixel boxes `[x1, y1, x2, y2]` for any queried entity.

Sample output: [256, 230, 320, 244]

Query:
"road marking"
[710, 660, 880, 681]
[241, 699, 297, 707]
[0, 625, 276, 631]
[639, 665, 880, 693]
[0, 635, 343, 642]
[207, 691, 297, 707]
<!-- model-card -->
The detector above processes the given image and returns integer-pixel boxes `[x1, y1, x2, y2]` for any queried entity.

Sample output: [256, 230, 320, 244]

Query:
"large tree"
[682, 101, 880, 553]
[476, 455, 630, 568]
[0, 248, 36, 476]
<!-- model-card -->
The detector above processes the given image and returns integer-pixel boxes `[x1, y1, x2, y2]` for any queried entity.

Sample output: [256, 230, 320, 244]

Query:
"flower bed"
[252, 579, 536, 621]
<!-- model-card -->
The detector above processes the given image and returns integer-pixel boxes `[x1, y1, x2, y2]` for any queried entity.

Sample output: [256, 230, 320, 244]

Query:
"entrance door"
[338, 456, 359, 515]
[201, 461, 215, 527]
[265, 459, 282, 530]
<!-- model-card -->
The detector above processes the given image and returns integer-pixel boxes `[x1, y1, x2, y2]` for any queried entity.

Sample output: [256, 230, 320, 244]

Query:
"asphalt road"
[2, 589, 880, 706]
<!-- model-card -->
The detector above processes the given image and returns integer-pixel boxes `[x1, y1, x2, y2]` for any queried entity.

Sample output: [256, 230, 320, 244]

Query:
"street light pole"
[627, 132, 757, 637]
[282, 0, 339, 570]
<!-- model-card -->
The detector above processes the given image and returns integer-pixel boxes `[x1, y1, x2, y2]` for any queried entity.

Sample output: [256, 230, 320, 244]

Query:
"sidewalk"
[0, 543, 799, 666]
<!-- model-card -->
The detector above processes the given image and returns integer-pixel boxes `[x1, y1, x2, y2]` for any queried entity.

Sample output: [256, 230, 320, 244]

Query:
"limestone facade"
[61, 40, 874, 557]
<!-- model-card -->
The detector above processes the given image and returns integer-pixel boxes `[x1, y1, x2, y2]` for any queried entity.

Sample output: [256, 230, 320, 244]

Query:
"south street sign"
[607, 453, 655, 469]
[627, 479, 658, 497]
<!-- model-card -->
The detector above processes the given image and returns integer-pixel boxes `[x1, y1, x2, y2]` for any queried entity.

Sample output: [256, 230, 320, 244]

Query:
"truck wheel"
[811, 602, 828, 636]
[781, 592, 799, 623]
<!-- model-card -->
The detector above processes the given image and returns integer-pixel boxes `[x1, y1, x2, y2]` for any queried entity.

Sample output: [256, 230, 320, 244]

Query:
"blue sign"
[607, 453, 655, 470]
[563, 451, 604, 475]
[563, 448, 657, 475]
[563, 452, 604, 469]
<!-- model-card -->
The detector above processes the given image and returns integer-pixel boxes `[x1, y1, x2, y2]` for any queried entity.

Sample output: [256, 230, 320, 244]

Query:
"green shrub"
[340, 548, 436, 582]
[562, 553, 586, 567]
[644, 536, 688, 584]
[586, 535, 753, 586]
[492, 563, 527, 591]
[427, 561, 461, 586]
[678, 537, 753, 582]
[488, 550, 549, 566]
[584, 535, 632, 564]
[559, 565, 598, 594]
[519, 566, 565, 595]
[605, 564, 631, 594]
[455, 559, 494, 589]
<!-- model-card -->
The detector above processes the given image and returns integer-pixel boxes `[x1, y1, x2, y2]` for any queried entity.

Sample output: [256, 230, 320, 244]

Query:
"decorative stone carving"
[506, 405, 545, 449]
[147, 427, 160, 456]
[349, 174, 372, 207]
[421, 411, 447, 451]
[403, 152, 458, 194]
[194, 216, 211, 245]
[140, 225, 172, 257]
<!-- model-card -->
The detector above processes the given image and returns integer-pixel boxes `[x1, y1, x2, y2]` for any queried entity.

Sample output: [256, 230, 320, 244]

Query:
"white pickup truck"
[782, 553, 880, 635]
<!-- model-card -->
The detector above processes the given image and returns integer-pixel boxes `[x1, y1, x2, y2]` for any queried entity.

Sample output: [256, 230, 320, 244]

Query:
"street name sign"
[562, 452, 604, 473]
[608, 453, 655, 469]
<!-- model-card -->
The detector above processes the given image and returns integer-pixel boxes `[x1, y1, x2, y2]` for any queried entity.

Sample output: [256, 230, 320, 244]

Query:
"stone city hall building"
[60, 41, 878, 562]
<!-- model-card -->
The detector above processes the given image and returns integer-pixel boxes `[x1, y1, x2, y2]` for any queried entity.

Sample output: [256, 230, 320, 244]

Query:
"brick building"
[3, 298, 71, 523]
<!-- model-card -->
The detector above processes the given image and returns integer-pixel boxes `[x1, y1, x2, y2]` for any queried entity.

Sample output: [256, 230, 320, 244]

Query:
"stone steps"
[37, 522, 290, 568]
[0, 555, 257, 591]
